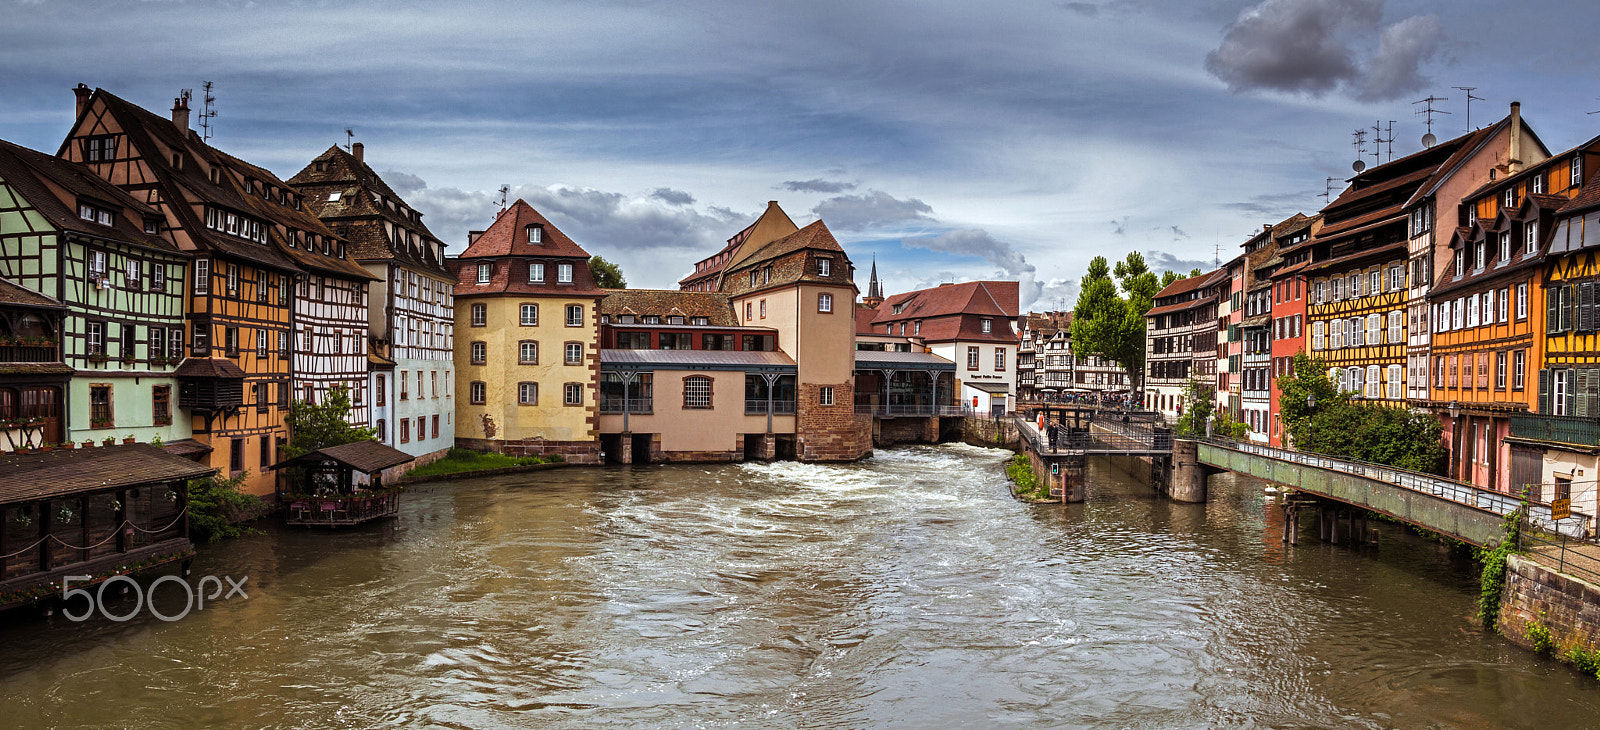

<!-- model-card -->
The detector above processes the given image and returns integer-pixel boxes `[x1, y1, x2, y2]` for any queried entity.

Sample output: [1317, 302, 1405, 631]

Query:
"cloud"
[782, 178, 858, 193]
[1146, 250, 1213, 274]
[1222, 189, 1320, 218]
[1169, 225, 1188, 240]
[379, 170, 427, 196]
[1354, 14, 1441, 102]
[650, 187, 695, 206]
[1110, 217, 1128, 235]
[900, 228, 1043, 308]
[1204, 0, 1437, 102]
[814, 190, 935, 231]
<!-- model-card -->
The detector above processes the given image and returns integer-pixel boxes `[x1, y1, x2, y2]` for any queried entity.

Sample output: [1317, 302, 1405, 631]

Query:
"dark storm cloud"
[650, 187, 696, 206]
[1146, 250, 1213, 274]
[782, 179, 858, 193]
[1205, 0, 1440, 102]
[813, 191, 935, 232]
[1222, 189, 1320, 218]
[900, 229, 1043, 307]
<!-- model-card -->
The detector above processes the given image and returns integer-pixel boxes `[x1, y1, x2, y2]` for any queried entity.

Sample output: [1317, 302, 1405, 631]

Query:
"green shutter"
[1580, 371, 1592, 418]
[1568, 368, 1579, 416]
[1539, 368, 1551, 413]
[1581, 282, 1596, 332]
[1549, 288, 1560, 333]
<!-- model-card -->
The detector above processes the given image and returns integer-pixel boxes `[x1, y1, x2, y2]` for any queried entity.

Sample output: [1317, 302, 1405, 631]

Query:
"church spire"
[864, 254, 884, 307]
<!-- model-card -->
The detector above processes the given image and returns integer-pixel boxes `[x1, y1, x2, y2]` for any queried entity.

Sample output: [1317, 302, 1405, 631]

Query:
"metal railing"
[1510, 414, 1600, 446]
[1204, 437, 1589, 539]
[1521, 530, 1600, 583]
[598, 397, 653, 414]
[854, 404, 966, 417]
[745, 399, 796, 415]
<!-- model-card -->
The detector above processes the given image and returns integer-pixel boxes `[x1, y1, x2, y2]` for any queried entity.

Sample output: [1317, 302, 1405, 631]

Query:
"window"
[967, 346, 979, 369]
[566, 304, 583, 327]
[763, 267, 772, 284]
[90, 384, 112, 426]
[817, 258, 831, 277]
[519, 340, 538, 364]
[564, 382, 582, 406]
[470, 381, 486, 404]
[518, 382, 538, 405]
[376, 374, 386, 406]
[1312, 321, 1325, 350]
[529, 262, 545, 283]
[558, 263, 573, 284]
[477, 263, 491, 283]
[85, 320, 105, 356]
[1533, 174, 1545, 194]
[1366, 313, 1381, 344]
[995, 348, 1006, 371]
[819, 386, 834, 406]
[759, 300, 767, 318]
[1496, 351, 1507, 389]
[192, 320, 209, 356]
[1504, 188, 1518, 209]
[1498, 288, 1509, 322]
[1574, 155, 1585, 187]
[472, 341, 487, 364]
[1475, 242, 1486, 270]
[400, 370, 409, 400]
[432, 415, 440, 439]
[1554, 368, 1572, 415]
[230, 439, 244, 474]
[226, 263, 238, 294]
[83, 135, 117, 162]
[277, 330, 288, 356]
[527, 225, 542, 243]
[818, 292, 833, 312]
[1517, 283, 1528, 319]
[520, 303, 539, 326]
[745, 302, 753, 320]
[1498, 231, 1511, 262]
[1368, 270, 1380, 295]
[431, 371, 438, 398]
[1467, 294, 1479, 328]
[123, 259, 142, 289]
[376, 419, 386, 441]
[684, 375, 712, 409]
[1514, 350, 1525, 390]
[256, 328, 268, 356]
[750, 270, 759, 288]
[1388, 310, 1403, 343]
[152, 385, 171, 425]
[565, 342, 583, 364]
[691, 317, 708, 326]
[400, 417, 410, 444]
[1454, 251, 1464, 278]
[151, 264, 166, 292]
[1526, 222, 1539, 254]
[1387, 365, 1403, 400]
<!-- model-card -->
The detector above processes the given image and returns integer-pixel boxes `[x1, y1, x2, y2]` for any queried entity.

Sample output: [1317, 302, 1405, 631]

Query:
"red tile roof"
[456, 199, 593, 260]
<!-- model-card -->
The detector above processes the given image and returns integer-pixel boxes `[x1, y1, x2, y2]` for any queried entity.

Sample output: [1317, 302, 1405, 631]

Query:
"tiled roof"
[0, 139, 179, 254]
[600, 289, 737, 325]
[0, 277, 66, 309]
[287, 145, 449, 276]
[854, 350, 957, 369]
[874, 281, 1019, 322]
[0, 362, 73, 376]
[680, 202, 799, 287]
[1153, 271, 1213, 299]
[0, 443, 216, 503]
[173, 357, 247, 379]
[727, 216, 841, 272]
[270, 440, 412, 474]
[80, 89, 309, 274]
[456, 199, 592, 260]
[855, 304, 880, 335]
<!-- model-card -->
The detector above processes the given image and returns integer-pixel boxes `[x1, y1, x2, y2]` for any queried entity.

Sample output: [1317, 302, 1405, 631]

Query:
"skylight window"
[328, 191, 341, 202]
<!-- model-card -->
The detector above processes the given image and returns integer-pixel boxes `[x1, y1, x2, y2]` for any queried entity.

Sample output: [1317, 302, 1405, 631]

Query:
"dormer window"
[1574, 155, 1584, 187]
[817, 258, 831, 277]
[78, 202, 113, 226]
[477, 263, 491, 284]
[667, 316, 684, 325]
[1499, 232, 1510, 261]
[1527, 222, 1539, 254]
[1533, 174, 1545, 194]
[557, 263, 573, 284]
[528, 262, 545, 283]
[171, 153, 183, 170]
[982, 319, 992, 334]
[527, 225, 543, 244]
[1503, 188, 1517, 208]
[691, 317, 708, 326]
[144, 218, 159, 235]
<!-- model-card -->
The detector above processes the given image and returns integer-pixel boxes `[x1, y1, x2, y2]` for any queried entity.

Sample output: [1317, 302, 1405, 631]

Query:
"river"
[0, 444, 1595, 728]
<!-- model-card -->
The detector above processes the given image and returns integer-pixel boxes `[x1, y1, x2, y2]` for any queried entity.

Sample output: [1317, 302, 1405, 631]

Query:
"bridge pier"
[1169, 439, 1208, 503]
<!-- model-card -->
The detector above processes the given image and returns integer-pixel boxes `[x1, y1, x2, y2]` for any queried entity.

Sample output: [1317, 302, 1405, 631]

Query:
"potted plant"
[87, 352, 110, 364]
[60, 441, 74, 450]
[82, 439, 95, 448]
[38, 443, 54, 453]
[101, 437, 115, 446]
[122, 435, 136, 445]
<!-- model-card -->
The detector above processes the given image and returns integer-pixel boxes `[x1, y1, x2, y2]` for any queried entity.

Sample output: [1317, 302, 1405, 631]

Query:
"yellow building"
[450, 200, 601, 462]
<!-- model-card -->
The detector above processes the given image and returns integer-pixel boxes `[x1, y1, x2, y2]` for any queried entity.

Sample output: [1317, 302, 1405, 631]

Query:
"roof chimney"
[352, 142, 364, 163]
[73, 83, 91, 119]
[1508, 101, 1523, 174]
[171, 95, 190, 131]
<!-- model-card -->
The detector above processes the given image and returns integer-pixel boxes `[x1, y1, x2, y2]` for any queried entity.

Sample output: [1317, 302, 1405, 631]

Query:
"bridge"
[1011, 407, 1589, 548]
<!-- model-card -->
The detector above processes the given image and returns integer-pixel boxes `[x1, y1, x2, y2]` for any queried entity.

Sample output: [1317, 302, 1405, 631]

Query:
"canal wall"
[960, 417, 1020, 450]
[1498, 554, 1600, 658]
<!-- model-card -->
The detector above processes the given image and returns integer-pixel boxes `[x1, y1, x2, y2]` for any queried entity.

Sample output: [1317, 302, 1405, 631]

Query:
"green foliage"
[1526, 613, 1555, 654]
[1174, 377, 1215, 437]
[1005, 455, 1046, 501]
[1276, 352, 1445, 475]
[404, 448, 562, 478]
[284, 384, 375, 459]
[1160, 270, 1181, 288]
[186, 470, 264, 543]
[1476, 492, 1527, 630]
[1564, 645, 1600, 678]
[589, 255, 626, 289]
[1213, 408, 1250, 440]
[1073, 252, 1183, 392]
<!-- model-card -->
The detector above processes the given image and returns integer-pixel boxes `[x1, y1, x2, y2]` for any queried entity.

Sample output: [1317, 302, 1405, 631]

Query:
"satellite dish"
[1352, 160, 1367, 173]
[1422, 132, 1437, 148]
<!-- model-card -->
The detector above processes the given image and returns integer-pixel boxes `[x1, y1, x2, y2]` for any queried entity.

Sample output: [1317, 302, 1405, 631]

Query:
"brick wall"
[877, 416, 941, 445]
[795, 382, 871, 462]
[1498, 554, 1600, 655]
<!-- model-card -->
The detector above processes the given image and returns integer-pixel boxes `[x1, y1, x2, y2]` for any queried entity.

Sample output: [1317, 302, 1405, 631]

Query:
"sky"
[4, 0, 1600, 310]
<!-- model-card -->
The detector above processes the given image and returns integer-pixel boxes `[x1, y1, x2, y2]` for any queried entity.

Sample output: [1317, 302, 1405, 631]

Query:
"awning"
[855, 351, 957, 370]
[161, 438, 214, 457]
[268, 440, 413, 474]
[963, 381, 1013, 394]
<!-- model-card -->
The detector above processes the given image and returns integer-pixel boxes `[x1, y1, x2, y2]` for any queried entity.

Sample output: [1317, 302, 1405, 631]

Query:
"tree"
[1275, 352, 1345, 446]
[284, 384, 375, 459]
[1174, 376, 1214, 437]
[590, 255, 626, 288]
[1071, 256, 1128, 371]
[1276, 352, 1446, 475]
[1161, 270, 1182, 288]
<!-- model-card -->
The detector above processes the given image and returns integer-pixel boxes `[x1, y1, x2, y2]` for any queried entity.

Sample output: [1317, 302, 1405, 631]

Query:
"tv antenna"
[495, 184, 510, 211]
[1321, 177, 1337, 203]
[1371, 120, 1397, 164]
[1213, 242, 1221, 268]
[197, 82, 217, 141]
[1351, 128, 1368, 172]
[1453, 87, 1482, 130]
[344, 128, 355, 152]
[1413, 95, 1450, 148]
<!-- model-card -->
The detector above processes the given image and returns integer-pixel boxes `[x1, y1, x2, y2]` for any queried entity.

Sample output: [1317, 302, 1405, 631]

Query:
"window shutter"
[1588, 368, 1600, 417]
[1549, 288, 1560, 333]
[1580, 370, 1591, 418]
[1539, 368, 1551, 413]
[1568, 368, 1579, 416]
[1582, 282, 1596, 332]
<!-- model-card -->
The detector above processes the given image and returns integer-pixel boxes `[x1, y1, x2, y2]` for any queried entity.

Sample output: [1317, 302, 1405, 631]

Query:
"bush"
[1526, 614, 1555, 654]
[403, 449, 562, 478]
[186, 470, 265, 543]
[1006, 455, 1047, 500]
[1565, 645, 1600, 679]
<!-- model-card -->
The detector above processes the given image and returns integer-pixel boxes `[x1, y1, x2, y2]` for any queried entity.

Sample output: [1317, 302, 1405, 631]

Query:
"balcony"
[1511, 414, 1600, 446]
[745, 399, 796, 415]
[0, 344, 57, 363]
[854, 404, 967, 417]
[598, 397, 653, 414]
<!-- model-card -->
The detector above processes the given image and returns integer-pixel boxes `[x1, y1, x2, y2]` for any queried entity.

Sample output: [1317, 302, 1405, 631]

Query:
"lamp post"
[1304, 392, 1315, 451]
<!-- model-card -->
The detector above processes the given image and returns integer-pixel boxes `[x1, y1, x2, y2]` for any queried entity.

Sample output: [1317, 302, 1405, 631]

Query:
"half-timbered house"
[0, 278, 71, 451]
[0, 139, 194, 447]
[1144, 271, 1218, 421]
[289, 144, 445, 469]
[60, 86, 309, 496]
